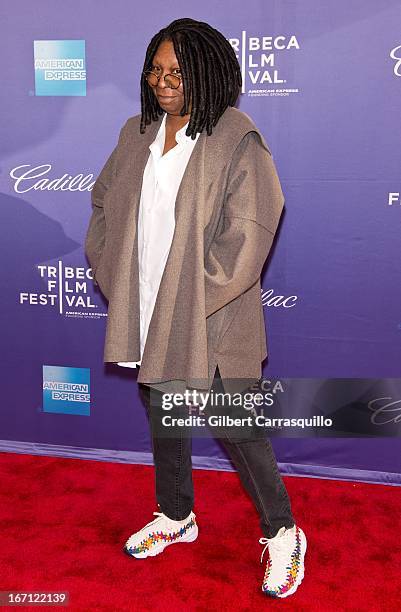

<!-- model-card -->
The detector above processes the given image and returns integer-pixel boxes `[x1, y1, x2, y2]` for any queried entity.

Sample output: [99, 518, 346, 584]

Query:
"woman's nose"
[156, 72, 169, 89]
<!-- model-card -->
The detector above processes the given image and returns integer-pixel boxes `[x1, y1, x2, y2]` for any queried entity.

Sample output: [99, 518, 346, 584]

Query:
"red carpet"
[0, 451, 400, 611]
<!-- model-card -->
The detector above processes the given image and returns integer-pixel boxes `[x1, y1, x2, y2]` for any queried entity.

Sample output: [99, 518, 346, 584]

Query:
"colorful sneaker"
[259, 524, 307, 598]
[123, 511, 198, 558]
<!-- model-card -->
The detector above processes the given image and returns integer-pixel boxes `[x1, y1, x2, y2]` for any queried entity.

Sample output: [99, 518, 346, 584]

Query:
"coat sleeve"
[204, 130, 285, 318]
[84, 121, 127, 283]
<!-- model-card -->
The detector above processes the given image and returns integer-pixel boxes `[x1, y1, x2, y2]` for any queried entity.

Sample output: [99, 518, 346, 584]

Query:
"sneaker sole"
[262, 528, 307, 599]
[123, 525, 198, 559]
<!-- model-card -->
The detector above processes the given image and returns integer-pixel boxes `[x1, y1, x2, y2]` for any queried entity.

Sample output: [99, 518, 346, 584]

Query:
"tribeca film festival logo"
[42, 365, 90, 416]
[34, 40, 86, 96]
[228, 32, 300, 97]
[19, 261, 105, 320]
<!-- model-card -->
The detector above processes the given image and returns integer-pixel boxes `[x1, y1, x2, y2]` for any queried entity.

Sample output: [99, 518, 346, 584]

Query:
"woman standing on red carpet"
[85, 17, 307, 598]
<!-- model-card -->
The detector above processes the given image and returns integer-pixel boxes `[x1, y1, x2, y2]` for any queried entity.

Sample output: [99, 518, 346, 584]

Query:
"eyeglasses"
[143, 70, 182, 90]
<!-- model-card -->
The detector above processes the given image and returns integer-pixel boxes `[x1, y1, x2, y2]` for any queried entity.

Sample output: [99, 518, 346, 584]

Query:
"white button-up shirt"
[117, 112, 200, 368]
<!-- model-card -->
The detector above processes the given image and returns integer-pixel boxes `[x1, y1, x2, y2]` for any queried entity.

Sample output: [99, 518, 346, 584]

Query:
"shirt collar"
[175, 118, 190, 143]
[150, 112, 197, 155]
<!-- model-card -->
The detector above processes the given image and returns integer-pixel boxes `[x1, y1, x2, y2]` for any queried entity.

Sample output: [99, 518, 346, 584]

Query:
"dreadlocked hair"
[139, 17, 242, 139]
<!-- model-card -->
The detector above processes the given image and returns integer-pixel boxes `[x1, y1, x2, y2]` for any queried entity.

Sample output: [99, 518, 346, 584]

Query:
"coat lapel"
[119, 115, 163, 225]
[103, 115, 163, 363]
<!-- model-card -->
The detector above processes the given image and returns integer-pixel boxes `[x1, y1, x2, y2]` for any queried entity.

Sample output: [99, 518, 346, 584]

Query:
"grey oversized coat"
[85, 106, 285, 394]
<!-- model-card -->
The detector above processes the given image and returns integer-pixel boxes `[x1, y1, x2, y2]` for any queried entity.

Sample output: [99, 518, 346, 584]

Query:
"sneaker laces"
[142, 511, 180, 531]
[145, 511, 191, 531]
[259, 527, 290, 564]
[140, 511, 166, 529]
[126, 512, 180, 546]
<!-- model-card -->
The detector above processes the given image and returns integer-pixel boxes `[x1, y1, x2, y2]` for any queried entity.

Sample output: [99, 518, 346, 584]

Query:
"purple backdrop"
[1, 1, 401, 484]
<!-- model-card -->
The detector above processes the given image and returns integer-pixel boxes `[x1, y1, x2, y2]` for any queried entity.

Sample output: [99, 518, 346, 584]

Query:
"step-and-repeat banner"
[1, 1, 401, 483]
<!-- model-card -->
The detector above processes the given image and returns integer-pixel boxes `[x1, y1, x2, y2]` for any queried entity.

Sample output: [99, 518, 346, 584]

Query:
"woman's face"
[148, 39, 190, 116]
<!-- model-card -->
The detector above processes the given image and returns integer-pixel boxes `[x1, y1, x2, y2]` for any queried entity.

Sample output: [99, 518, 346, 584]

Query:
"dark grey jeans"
[138, 366, 295, 538]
